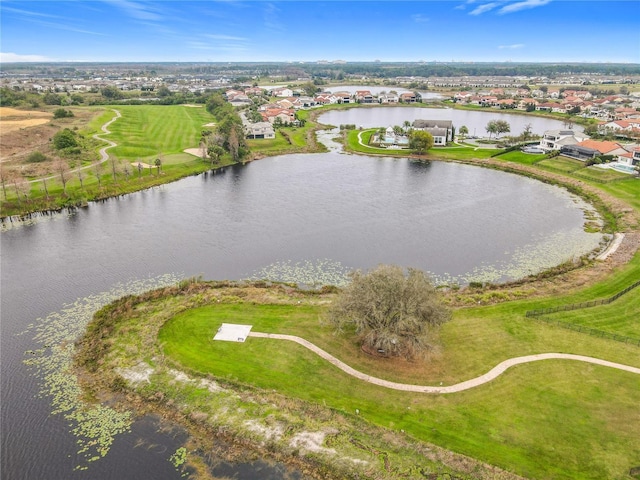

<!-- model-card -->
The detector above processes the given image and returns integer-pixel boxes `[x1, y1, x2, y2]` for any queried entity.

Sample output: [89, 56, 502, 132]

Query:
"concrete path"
[28, 109, 121, 184]
[248, 332, 640, 394]
[93, 108, 121, 162]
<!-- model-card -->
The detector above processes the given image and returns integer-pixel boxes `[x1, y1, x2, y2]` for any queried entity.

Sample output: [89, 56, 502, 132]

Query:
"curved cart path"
[28, 109, 121, 184]
[249, 332, 640, 394]
[93, 108, 121, 161]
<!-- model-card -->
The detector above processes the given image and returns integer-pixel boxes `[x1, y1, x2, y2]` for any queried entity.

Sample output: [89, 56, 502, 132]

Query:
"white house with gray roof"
[539, 129, 590, 152]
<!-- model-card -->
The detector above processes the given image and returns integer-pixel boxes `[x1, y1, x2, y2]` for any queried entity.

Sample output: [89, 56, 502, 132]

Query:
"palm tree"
[154, 158, 162, 175]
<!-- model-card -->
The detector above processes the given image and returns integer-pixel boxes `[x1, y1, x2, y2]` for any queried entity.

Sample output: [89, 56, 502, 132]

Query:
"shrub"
[52, 129, 78, 150]
[53, 108, 74, 119]
[27, 151, 47, 163]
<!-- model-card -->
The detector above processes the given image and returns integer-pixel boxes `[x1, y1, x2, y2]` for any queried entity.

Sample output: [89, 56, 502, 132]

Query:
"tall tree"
[485, 121, 498, 139]
[495, 120, 510, 138]
[458, 125, 469, 139]
[409, 130, 434, 155]
[328, 265, 450, 359]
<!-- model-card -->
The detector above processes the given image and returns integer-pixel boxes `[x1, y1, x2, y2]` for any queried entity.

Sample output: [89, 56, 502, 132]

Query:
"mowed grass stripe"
[544, 288, 640, 338]
[159, 303, 640, 480]
[108, 105, 214, 160]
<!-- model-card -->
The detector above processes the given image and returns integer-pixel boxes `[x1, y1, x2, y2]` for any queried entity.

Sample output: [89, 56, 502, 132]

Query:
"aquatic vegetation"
[22, 274, 182, 470]
[169, 447, 188, 476]
[249, 258, 352, 288]
[433, 229, 604, 286]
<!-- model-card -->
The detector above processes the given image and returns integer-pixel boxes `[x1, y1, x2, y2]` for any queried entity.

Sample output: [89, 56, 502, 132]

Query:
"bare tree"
[0, 166, 10, 201]
[109, 155, 119, 182]
[77, 165, 85, 189]
[12, 176, 30, 206]
[41, 177, 50, 199]
[94, 162, 103, 188]
[328, 265, 450, 359]
[54, 160, 70, 195]
[200, 141, 208, 162]
[123, 162, 131, 181]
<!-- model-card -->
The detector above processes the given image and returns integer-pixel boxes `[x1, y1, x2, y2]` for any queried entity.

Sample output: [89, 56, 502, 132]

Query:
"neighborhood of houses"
[226, 84, 640, 174]
[3, 65, 639, 173]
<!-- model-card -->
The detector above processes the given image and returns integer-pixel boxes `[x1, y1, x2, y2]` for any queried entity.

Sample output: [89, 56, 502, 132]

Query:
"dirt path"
[248, 332, 640, 393]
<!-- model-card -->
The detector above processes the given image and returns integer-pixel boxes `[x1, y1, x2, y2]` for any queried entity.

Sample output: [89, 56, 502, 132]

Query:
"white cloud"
[263, 3, 283, 32]
[412, 14, 429, 23]
[0, 52, 55, 62]
[469, 2, 501, 15]
[1, 6, 62, 19]
[498, 0, 552, 14]
[105, 0, 163, 21]
[499, 43, 525, 49]
[204, 34, 248, 42]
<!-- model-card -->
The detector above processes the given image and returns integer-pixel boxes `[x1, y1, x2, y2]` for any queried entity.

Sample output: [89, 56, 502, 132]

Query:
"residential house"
[379, 93, 399, 104]
[400, 92, 417, 103]
[412, 119, 454, 144]
[271, 87, 294, 98]
[577, 139, 626, 156]
[539, 129, 590, 152]
[245, 122, 276, 139]
[261, 108, 296, 125]
[599, 119, 640, 134]
[333, 91, 352, 104]
[355, 90, 375, 103]
[616, 147, 640, 168]
[314, 93, 336, 105]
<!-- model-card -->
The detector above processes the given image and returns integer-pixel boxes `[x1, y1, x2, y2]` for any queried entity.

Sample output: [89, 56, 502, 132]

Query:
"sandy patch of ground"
[130, 161, 155, 168]
[203, 122, 216, 127]
[0, 107, 53, 133]
[289, 431, 337, 455]
[117, 362, 154, 385]
[183, 104, 203, 108]
[184, 147, 205, 158]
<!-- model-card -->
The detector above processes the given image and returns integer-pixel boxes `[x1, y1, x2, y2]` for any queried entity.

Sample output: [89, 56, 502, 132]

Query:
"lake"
[1, 116, 602, 479]
[318, 105, 579, 137]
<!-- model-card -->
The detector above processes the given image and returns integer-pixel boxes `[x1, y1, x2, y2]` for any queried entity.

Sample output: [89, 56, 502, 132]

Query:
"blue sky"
[1, 1, 639, 63]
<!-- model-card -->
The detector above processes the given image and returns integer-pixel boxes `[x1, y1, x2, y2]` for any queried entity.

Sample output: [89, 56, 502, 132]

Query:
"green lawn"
[540, 288, 640, 339]
[159, 297, 640, 480]
[107, 105, 215, 161]
[536, 157, 585, 172]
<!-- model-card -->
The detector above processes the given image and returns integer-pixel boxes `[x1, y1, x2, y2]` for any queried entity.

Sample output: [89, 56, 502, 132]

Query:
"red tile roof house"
[261, 108, 296, 124]
[559, 140, 625, 162]
[400, 92, 417, 103]
[355, 90, 375, 103]
[333, 91, 352, 104]
[578, 139, 627, 156]
[616, 147, 640, 168]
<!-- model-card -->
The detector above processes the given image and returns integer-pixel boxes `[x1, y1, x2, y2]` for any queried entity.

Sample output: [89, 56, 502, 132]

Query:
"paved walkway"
[249, 332, 640, 394]
[28, 109, 121, 184]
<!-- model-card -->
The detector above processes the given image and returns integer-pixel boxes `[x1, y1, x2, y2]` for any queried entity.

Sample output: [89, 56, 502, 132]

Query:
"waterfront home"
[412, 119, 454, 144]
[245, 122, 276, 139]
[539, 129, 590, 152]
[616, 147, 640, 168]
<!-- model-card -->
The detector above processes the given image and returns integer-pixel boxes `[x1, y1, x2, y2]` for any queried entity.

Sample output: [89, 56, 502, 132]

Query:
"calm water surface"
[318, 105, 580, 136]
[1, 145, 602, 479]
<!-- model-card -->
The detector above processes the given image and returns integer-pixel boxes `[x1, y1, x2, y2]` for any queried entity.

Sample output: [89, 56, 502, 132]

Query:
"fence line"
[525, 279, 640, 318]
[525, 280, 640, 346]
